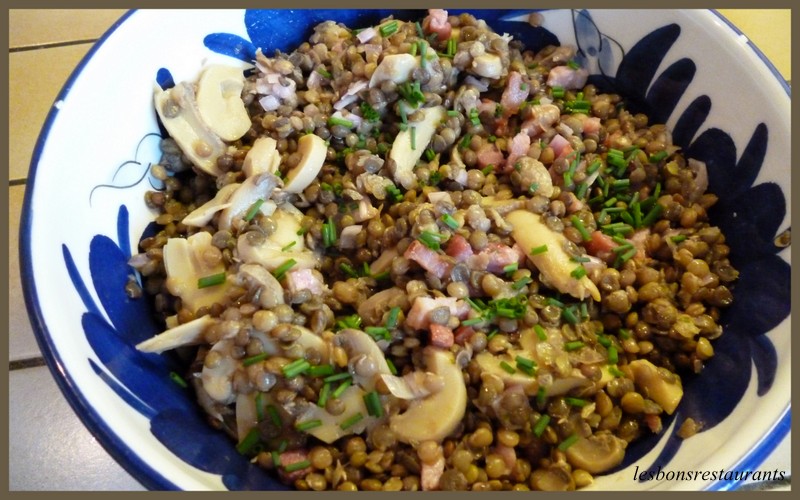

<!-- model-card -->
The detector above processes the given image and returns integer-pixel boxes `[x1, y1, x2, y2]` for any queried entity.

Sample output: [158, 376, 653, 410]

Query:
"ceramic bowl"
[20, 9, 790, 491]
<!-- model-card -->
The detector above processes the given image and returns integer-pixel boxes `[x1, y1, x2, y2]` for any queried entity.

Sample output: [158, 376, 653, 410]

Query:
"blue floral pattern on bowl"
[58, 9, 790, 491]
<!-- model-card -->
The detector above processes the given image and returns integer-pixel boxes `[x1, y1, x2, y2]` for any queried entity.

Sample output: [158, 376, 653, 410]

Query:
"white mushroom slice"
[238, 263, 285, 309]
[471, 53, 503, 79]
[368, 247, 399, 276]
[135, 315, 216, 353]
[182, 182, 240, 227]
[163, 232, 230, 313]
[388, 105, 446, 189]
[289, 325, 330, 362]
[334, 329, 392, 391]
[236, 206, 317, 272]
[218, 172, 280, 232]
[154, 82, 226, 176]
[368, 53, 419, 88]
[242, 137, 281, 178]
[282, 133, 327, 193]
[195, 64, 251, 141]
[295, 385, 377, 444]
[564, 433, 627, 474]
[379, 371, 443, 400]
[507, 210, 601, 301]
[201, 338, 238, 404]
[389, 347, 467, 444]
[629, 359, 683, 415]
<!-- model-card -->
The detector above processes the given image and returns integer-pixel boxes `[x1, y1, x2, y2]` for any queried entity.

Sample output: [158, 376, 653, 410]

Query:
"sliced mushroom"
[163, 231, 230, 313]
[295, 385, 378, 444]
[473, 351, 591, 396]
[470, 53, 503, 79]
[201, 338, 239, 404]
[368, 247, 399, 276]
[507, 210, 601, 301]
[334, 329, 392, 391]
[135, 314, 217, 353]
[154, 82, 226, 176]
[389, 347, 467, 444]
[356, 286, 408, 326]
[237, 263, 285, 309]
[628, 359, 683, 415]
[195, 64, 251, 142]
[242, 137, 281, 178]
[564, 432, 627, 474]
[379, 371, 443, 400]
[530, 463, 576, 491]
[236, 206, 317, 272]
[368, 53, 419, 88]
[218, 172, 280, 232]
[282, 133, 327, 193]
[388, 105, 446, 189]
[182, 182, 240, 227]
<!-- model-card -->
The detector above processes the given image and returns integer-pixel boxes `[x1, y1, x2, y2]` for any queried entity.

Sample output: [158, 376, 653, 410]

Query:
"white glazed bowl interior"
[21, 9, 790, 491]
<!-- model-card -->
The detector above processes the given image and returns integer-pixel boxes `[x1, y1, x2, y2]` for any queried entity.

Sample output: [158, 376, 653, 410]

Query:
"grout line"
[9, 39, 97, 53]
[9, 178, 27, 187]
[9, 357, 47, 371]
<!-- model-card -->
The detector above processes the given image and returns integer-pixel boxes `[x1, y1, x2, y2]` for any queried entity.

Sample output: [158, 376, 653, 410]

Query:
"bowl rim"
[18, 8, 791, 491]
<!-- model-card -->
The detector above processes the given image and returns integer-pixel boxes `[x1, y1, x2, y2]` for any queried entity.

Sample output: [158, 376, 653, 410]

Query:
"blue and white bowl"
[20, 9, 790, 491]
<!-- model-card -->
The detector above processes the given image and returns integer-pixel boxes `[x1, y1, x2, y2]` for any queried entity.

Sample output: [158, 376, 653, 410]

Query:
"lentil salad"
[129, 9, 739, 491]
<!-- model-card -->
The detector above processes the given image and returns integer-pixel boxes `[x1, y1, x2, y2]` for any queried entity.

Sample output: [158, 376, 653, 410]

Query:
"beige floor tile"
[9, 185, 41, 362]
[9, 44, 91, 181]
[9, 9, 129, 49]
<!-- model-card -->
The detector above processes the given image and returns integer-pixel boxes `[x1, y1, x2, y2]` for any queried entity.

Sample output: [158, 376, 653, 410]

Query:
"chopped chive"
[546, 297, 564, 308]
[564, 340, 585, 351]
[618, 328, 632, 340]
[531, 244, 548, 255]
[565, 397, 588, 407]
[243, 352, 269, 367]
[281, 240, 297, 252]
[503, 262, 519, 274]
[570, 215, 592, 241]
[649, 150, 669, 163]
[597, 334, 612, 348]
[534, 324, 548, 341]
[332, 379, 352, 399]
[447, 109, 459, 117]
[612, 243, 634, 254]
[364, 391, 384, 417]
[536, 386, 548, 407]
[386, 357, 398, 375]
[571, 255, 591, 263]
[551, 86, 565, 99]
[282, 358, 310, 378]
[580, 302, 589, 319]
[169, 371, 187, 388]
[608, 345, 619, 365]
[316, 67, 332, 79]
[441, 213, 459, 229]
[613, 178, 631, 190]
[284, 459, 311, 472]
[671, 234, 687, 243]
[328, 116, 354, 128]
[418, 230, 444, 250]
[386, 306, 401, 329]
[255, 393, 265, 422]
[340, 412, 364, 430]
[271, 451, 281, 467]
[266, 405, 282, 427]
[567, 60, 581, 70]
[197, 272, 226, 289]
[558, 434, 580, 451]
[277, 439, 288, 453]
[575, 182, 589, 200]
[409, 41, 418, 56]
[513, 276, 532, 290]
[533, 414, 551, 437]
[317, 382, 331, 407]
[586, 159, 602, 174]
[244, 198, 266, 222]
[272, 258, 297, 281]
[515, 356, 536, 369]
[416, 21, 424, 37]
[379, 20, 398, 38]
[640, 203, 664, 227]
[236, 427, 262, 455]
[308, 364, 335, 377]
[619, 211, 634, 226]
[410, 126, 417, 150]
[604, 196, 619, 207]
[295, 419, 323, 432]
[296, 226, 309, 236]
[365, 326, 391, 341]
[323, 372, 352, 383]
[360, 101, 380, 122]
[499, 360, 517, 374]
[469, 107, 480, 125]
[570, 266, 587, 279]
[562, 306, 580, 325]
[461, 317, 484, 327]
[322, 217, 337, 248]
[482, 165, 494, 176]
[609, 365, 626, 377]
[618, 246, 638, 264]
[487, 329, 499, 340]
[339, 262, 359, 278]
[419, 40, 427, 68]
[424, 148, 436, 161]
[459, 133, 473, 150]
